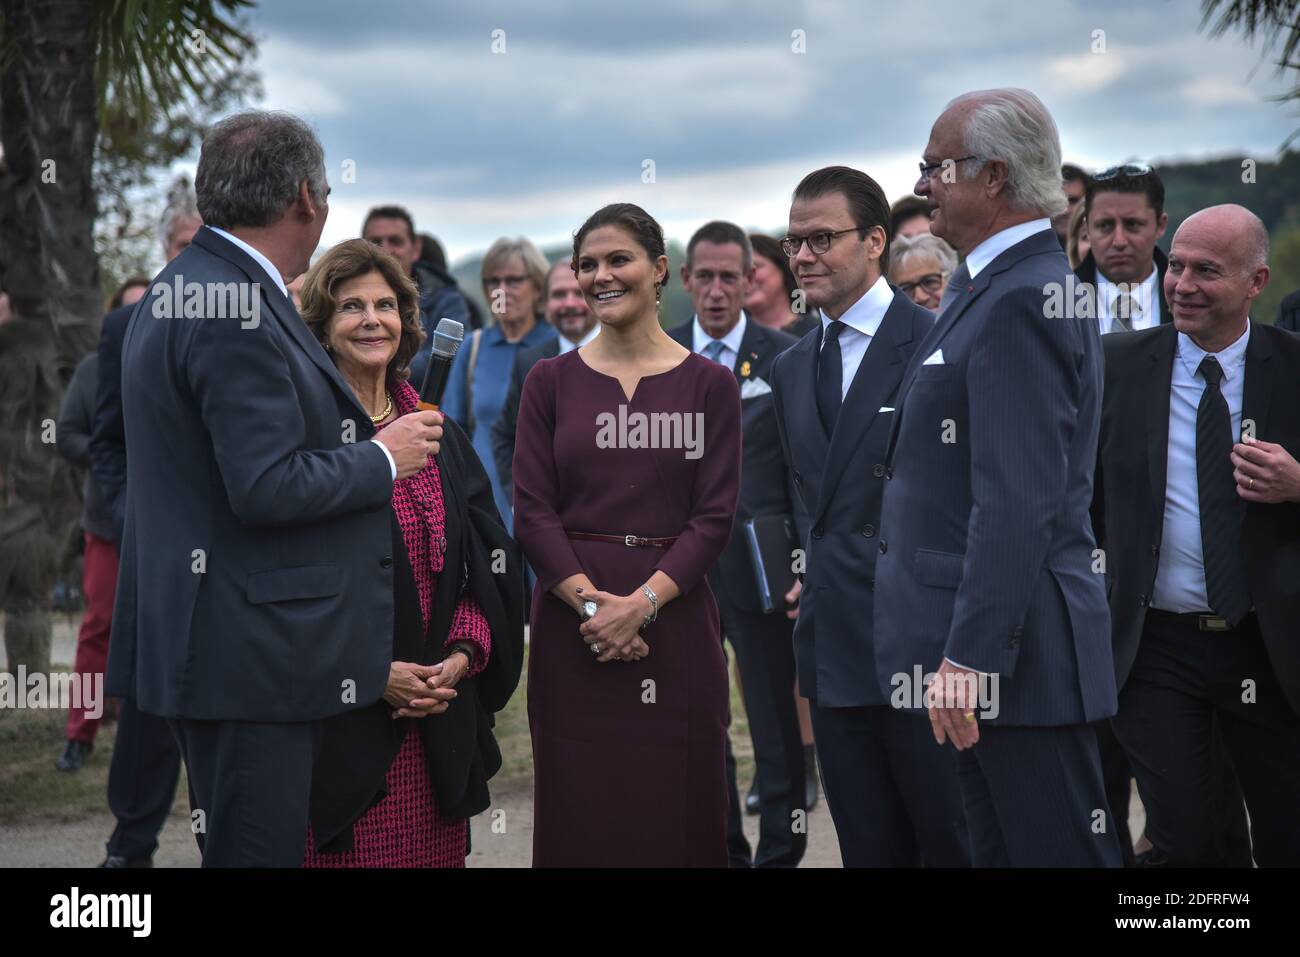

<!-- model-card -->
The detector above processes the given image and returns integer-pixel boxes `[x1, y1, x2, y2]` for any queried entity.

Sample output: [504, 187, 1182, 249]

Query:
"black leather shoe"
[1133, 846, 1170, 867]
[803, 745, 819, 812]
[55, 740, 93, 772]
[745, 780, 760, 815]
[99, 855, 153, 869]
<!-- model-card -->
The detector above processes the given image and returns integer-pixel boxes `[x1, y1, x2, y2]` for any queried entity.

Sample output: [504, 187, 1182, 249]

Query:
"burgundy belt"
[568, 531, 678, 548]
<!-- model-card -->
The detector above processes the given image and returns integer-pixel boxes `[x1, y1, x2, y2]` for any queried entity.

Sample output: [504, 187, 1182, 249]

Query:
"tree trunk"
[0, 0, 101, 674]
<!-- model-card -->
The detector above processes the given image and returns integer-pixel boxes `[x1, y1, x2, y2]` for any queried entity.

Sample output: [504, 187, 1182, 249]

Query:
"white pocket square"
[740, 377, 772, 399]
[878, 406, 895, 413]
[922, 349, 945, 366]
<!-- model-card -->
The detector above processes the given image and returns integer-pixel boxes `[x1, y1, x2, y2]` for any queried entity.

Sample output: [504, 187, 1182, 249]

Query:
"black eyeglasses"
[897, 273, 944, 297]
[781, 228, 859, 257]
[1093, 163, 1153, 181]
[918, 155, 980, 182]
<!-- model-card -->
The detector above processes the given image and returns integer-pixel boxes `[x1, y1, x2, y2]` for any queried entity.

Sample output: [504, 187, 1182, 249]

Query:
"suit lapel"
[816, 295, 913, 522]
[193, 227, 370, 422]
[888, 229, 1060, 461]
[1155, 247, 1173, 325]
[733, 317, 765, 381]
[887, 276, 982, 459]
[1145, 325, 1177, 508]
[786, 327, 830, 470]
[1241, 320, 1273, 441]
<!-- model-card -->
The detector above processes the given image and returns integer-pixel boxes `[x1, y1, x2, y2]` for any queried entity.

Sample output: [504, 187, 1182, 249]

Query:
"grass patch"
[0, 705, 119, 825]
[0, 638, 753, 824]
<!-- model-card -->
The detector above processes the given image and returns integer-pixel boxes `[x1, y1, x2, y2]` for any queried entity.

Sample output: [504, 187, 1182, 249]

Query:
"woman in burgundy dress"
[514, 204, 741, 866]
[296, 240, 525, 867]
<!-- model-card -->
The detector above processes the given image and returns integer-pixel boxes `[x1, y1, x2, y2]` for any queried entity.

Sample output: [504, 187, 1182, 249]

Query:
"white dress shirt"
[209, 226, 396, 480]
[1097, 264, 1160, 336]
[1150, 323, 1251, 613]
[693, 312, 748, 369]
[207, 226, 289, 297]
[964, 218, 1054, 278]
[558, 323, 600, 355]
[820, 275, 893, 399]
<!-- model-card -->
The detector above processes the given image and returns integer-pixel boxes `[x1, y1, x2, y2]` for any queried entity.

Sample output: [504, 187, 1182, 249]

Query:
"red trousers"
[66, 531, 118, 743]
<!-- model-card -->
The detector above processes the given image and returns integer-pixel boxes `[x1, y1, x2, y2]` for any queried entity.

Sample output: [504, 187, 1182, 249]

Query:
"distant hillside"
[447, 151, 1300, 329]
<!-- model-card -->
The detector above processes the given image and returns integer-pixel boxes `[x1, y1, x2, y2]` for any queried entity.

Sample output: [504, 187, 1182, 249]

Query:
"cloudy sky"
[230, 0, 1296, 262]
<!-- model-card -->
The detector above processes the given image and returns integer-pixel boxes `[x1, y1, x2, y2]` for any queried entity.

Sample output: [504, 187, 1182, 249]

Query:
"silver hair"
[195, 110, 327, 230]
[948, 88, 1066, 217]
[481, 237, 551, 319]
[159, 176, 200, 254]
[889, 232, 958, 278]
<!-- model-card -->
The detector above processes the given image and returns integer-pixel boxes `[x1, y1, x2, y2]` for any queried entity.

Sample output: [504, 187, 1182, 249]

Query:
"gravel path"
[0, 782, 844, 868]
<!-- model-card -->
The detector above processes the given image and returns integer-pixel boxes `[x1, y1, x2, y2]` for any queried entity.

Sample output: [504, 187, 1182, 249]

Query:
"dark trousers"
[724, 734, 750, 868]
[811, 703, 969, 867]
[170, 717, 320, 867]
[956, 722, 1122, 867]
[105, 696, 182, 860]
[1113, 611, 1300, 867]
[718, 588, 806, 868]
[1098, 716, 1252, 867]
[1096, 721, 1136, 865]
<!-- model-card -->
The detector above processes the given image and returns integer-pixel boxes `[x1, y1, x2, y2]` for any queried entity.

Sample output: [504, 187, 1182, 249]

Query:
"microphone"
[417, 318, 465, 412]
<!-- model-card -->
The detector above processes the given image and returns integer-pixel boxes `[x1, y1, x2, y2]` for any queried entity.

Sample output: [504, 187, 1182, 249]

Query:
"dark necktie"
[938, 262, 971, 316]
[1109, 292, 1134, 333]
[1195, 355, 1251, 625]
[816, 320, 846, 435]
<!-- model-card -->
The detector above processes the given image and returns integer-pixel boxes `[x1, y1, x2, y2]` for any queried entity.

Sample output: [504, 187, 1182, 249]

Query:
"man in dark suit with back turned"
[87, 188, 201, 867]
[1096, 204, 1300, 866]
[107, 110, 444, 867]
[771, 168, 967, 867]
[875, 88, 1121, 867]
[665, 221, 805, 867]
[492, 259, 598, 503]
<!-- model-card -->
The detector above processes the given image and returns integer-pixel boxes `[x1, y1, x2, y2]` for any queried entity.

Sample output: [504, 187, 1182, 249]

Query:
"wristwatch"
[579, 599, 599, 622]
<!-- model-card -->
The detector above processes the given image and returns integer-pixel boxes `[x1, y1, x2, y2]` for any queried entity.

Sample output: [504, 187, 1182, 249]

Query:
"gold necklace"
[369, 392, 393, 424]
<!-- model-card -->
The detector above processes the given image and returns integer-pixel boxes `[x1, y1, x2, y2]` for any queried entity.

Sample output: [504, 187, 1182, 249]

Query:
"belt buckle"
[625, 535, 639, 547]
[1199, 615, 1230, 632]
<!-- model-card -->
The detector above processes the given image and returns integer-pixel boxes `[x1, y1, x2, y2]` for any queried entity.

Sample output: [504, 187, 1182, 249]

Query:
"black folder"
[743, 513, 798, 614]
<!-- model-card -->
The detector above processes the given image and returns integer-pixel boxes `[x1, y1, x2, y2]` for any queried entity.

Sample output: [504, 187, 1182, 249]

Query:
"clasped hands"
[384, 656, 468, 718]
[577, 586, 650, 664]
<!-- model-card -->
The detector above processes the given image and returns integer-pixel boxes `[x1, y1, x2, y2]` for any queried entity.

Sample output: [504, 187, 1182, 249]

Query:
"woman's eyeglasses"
[483, 274, 530, 290]
[898, 273, 944, 297]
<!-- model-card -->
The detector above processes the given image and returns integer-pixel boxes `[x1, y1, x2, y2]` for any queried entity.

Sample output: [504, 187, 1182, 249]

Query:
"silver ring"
[590, 642, 600, 654]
